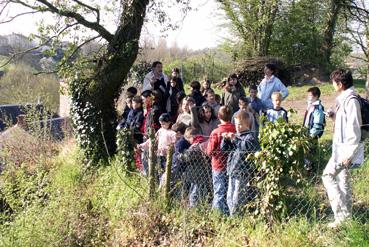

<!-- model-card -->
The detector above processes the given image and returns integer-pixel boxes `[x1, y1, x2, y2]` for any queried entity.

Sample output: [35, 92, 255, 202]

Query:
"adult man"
[322, 69, 364, 228]
[143, 61, 168, 113]
[143, 61, 168, 93]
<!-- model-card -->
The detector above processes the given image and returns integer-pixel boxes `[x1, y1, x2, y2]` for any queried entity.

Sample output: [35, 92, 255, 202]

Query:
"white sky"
[0, 0, 227, 50]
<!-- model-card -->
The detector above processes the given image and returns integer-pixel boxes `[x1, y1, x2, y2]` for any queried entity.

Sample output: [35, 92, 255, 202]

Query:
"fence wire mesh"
[135, 138, 369, 224]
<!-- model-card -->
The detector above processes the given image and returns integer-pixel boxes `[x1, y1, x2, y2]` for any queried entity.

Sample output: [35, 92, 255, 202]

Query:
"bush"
[250, 115, 310, 223]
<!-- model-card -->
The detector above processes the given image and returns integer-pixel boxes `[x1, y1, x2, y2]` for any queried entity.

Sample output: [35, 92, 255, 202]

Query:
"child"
[207, 106, 236, 215]
[204, 89, 221, 115]
[266, 92, 288, 123]
[189, 80, 206, 106]
[126, 86, 138, 98]
[121, 97, 133, 124]
[165, 76, 181, 121]
[141, 90, 162, 134]
[117, 96, 145, 144]
[221, 110, 260, 216]
[176, 96, 196, 127]
[191, 104, 220, 137]
[183, 127, 212, 207]
[170, 123, 191, 198]
[221, 74, 246, 114]
[139, 113, 176, 178]
[248, 85, 264, 115]
[231, 96, 257, 135]
[303, 87, 325, 138]
[303, 87, 325, 172]
[201, 79, 212, 97]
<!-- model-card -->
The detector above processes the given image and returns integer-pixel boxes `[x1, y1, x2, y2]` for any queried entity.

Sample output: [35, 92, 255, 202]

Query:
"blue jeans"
[212, 170, 229, 215]
[227, 175, 249, 216]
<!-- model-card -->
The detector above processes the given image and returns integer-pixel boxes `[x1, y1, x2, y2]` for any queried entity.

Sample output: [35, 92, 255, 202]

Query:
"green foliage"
[126, 60, 152, 87]
[218, 0, 279, 57]
[0, 163, 51, 221]
[116, 128, 136, 173]
[269, 1, 326, 66]
[250, 116, 310, 223]
[163, 52, 232, 84]
[0, 63, 59, 112]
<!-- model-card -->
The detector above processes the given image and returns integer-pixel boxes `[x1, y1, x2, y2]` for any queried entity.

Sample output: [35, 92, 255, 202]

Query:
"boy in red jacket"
[207, 106, 236, 215]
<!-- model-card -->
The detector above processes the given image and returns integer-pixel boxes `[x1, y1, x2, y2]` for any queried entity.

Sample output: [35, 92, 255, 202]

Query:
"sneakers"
[327, 217, 349, 229]
[327, 220, 342, 229]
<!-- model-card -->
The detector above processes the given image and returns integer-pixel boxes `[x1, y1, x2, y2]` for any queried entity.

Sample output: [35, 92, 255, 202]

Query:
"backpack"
[345, 95, 369, 141]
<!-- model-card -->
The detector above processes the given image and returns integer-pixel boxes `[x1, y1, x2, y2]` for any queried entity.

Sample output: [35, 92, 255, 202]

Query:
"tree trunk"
[365, 32, 369, 99]
[70, 0, 150, 162]
[322, 0, 342, 67]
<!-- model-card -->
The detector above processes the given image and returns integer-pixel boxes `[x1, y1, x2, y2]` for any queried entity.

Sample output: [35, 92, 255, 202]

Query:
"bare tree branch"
[0, 22, 79, 68]
[71, 0, 100, 23]
[349, 54, 368, 62]
[34, 34, 102, 75]
[0, 1, 11, 16]
[0, 10, 41, 24]
[9, 0, 113, 41]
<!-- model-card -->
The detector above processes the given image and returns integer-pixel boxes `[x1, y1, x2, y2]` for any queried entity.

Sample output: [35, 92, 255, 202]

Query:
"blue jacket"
[221, 130, 260, 176]
[303, 100, 325, 138]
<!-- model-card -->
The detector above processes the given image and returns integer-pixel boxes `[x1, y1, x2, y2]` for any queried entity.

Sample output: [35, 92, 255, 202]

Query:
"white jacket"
[332, 86, 364, 165]
[142, 71, 168, 92]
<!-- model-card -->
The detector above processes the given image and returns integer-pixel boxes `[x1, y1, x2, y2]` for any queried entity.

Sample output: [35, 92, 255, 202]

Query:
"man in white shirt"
[142, 61, 168, 93]
[323, 69, 364, 228]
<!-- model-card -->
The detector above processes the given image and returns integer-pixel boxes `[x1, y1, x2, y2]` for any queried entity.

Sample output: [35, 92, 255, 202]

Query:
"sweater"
[206, 122, 236, 171]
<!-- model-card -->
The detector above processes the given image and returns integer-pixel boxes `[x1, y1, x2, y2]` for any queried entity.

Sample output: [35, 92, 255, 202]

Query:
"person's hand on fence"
[222, 132, 235, 140]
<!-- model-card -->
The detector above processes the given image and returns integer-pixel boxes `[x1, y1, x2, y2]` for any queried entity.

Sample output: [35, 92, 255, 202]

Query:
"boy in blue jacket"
[221, 110, 260, 216]
[303, 87, 325, 138]
[303, 87, 325, 172]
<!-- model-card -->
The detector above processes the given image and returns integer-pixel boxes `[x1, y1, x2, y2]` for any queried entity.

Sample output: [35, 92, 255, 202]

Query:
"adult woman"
[257, 63, 289, 110]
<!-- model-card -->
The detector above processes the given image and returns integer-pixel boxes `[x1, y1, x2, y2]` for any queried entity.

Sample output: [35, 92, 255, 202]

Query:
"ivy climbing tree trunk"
[69, 0, 150, 162]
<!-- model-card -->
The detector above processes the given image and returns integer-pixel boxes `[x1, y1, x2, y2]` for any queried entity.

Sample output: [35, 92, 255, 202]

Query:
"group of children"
[117, 68, 326, 216]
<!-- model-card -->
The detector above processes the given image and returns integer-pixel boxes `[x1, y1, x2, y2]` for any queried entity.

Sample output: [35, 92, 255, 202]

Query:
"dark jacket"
[221, 130, 260, 177]
[117, 108, 145, 143]
[190, 90, 206, 106]
[221, 84, 246, 114]
[182, 136, 212, 189]
[165, 85, 180, 120]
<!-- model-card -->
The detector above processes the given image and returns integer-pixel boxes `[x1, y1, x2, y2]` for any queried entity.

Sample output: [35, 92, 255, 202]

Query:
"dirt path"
[284, 94, 337, 118]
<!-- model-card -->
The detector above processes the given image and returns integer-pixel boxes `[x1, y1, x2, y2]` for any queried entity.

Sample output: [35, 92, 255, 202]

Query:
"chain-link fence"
[134, 136, 369, 224]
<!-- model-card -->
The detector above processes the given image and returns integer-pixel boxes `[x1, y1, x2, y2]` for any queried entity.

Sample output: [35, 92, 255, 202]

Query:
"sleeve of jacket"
[276, 78, 289, 100]
[206, 131, 218, 156]
[190, 106, 201, 130]
[345, 98, 362, 146]
[310, 109, 325, 137]
[220, 138, 235, 152]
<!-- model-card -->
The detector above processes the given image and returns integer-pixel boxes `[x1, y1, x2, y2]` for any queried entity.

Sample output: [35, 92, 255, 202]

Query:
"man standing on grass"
[322, 69, 364, 228]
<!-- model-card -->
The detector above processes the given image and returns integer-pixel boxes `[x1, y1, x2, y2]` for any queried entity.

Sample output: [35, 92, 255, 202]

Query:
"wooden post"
[164, 144, 174, 204]
[148, 127, 157, 198]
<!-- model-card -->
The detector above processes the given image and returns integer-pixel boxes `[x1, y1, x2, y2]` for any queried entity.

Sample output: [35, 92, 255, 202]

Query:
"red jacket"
[206, 122, 236, 171]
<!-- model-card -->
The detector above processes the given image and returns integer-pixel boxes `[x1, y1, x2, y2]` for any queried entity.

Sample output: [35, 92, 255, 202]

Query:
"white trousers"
[322, 156, 352, 222]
